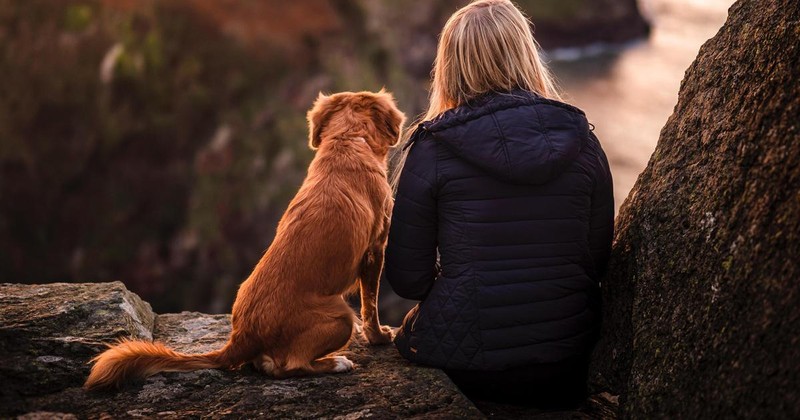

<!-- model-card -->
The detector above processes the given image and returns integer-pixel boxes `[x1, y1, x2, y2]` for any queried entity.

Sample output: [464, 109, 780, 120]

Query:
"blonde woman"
[384, 0, 614, 408]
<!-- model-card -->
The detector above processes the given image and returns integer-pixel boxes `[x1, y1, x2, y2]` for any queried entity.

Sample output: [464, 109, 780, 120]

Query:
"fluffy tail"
[84, 338, 249, 391]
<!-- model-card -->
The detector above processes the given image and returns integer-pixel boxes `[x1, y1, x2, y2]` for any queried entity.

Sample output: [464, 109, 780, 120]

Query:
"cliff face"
[0, 282, 483, 418]
[516, 0, 650, 49]
[0, 0, 649, 317]
[590, 0, 800, 417]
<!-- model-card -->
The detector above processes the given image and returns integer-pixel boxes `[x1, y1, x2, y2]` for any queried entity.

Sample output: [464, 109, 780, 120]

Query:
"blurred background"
[0, 0, 733, 324]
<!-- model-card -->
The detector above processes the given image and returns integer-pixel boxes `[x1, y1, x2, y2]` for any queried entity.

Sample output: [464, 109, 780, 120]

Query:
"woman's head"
[391, 0, 560, 190]
[425, 0, 560, 120]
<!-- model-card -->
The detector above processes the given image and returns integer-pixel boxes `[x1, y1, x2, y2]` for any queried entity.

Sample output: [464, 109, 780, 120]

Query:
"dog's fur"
[84, 90, 406, 390]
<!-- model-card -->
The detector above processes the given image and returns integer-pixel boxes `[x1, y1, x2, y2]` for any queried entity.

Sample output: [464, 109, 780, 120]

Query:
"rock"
[590, 0, 800, 417]
[1, 282, 483, 418]
[516, 0, 650, 49]
[0, 282, 153, 403]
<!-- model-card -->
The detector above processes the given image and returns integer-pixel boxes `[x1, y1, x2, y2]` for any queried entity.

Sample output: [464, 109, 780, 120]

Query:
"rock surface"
[516, 0, 650, 49]
[0, 282, 153, 401]
[1, 282, 483, 418]
[590, 0, 800, 418]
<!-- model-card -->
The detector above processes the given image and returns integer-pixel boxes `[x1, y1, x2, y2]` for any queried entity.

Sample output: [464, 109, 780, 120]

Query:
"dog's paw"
[364, 325, 395, 345]
[331, 356, 354, 373]
[254, 354, 276, 376]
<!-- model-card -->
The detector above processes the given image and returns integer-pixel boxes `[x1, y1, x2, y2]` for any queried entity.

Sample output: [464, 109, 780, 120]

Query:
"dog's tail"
[84, 335, 254, 391]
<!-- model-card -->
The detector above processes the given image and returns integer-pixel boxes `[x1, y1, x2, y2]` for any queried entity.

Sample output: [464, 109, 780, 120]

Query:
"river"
[551, 0, 735, 210]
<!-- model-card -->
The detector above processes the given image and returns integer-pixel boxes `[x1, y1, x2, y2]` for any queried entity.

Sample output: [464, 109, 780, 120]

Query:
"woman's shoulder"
[403, 124, 438, 157]
[397, 126, 438, 188]
[424, 89, 584, 132]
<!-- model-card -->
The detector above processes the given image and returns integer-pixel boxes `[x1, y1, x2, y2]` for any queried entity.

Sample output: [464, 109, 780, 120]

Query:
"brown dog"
[84, 90, 406, 390]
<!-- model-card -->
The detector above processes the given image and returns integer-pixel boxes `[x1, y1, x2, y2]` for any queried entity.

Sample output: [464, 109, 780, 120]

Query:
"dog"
[84, 89, 406, 390]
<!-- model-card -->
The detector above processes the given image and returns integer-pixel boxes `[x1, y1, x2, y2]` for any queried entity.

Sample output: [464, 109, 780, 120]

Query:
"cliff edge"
[0, 282, 482, 419]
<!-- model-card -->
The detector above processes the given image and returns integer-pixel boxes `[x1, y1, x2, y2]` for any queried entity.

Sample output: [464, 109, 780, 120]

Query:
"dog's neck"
[337, 135, 367, 143]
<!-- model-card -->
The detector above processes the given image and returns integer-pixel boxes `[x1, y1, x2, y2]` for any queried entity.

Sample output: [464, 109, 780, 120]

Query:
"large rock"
[516, 0, 650, 49]
[590, 0, 800, 417]
[0, 282, 153, 402]
[1, 282, 482, 418]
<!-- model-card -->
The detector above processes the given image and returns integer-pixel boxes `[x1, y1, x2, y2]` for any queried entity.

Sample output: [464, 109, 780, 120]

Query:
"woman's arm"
[588, 132, 615, 278]
[384, 136, 438, 301]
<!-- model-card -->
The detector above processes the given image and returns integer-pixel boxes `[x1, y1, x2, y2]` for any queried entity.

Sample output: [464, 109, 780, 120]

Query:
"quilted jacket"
[386, 89, 614, 370]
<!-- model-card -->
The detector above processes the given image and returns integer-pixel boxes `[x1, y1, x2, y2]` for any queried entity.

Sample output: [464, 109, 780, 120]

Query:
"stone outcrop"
[590, 0, 800, 417]
[516, 0, 650, 49]
[0, 282, 483, 418]
[0, 282, 154, 400]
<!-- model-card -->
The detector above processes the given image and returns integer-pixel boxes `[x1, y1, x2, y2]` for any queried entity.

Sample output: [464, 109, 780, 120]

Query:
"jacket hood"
[416, 90, 590, 184]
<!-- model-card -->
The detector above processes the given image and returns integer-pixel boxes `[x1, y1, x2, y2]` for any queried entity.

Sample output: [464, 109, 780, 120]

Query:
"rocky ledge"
[1, 282, 617, 419]
[0, 282, 482, 419]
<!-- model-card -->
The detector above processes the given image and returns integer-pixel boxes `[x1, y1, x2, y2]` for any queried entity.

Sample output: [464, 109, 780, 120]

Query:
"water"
[551, 0, 735, 210]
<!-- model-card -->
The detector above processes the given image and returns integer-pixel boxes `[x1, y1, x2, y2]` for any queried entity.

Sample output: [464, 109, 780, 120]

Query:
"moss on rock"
[590, 0, 800, 417]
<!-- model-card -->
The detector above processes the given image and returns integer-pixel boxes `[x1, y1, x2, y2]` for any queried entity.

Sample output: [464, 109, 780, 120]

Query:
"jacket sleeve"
[384, 136, 438, 301]
[588, 133, 615, 279]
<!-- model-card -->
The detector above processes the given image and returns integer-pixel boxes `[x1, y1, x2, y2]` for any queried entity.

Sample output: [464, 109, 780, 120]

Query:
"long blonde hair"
[391, 0, 561, 188]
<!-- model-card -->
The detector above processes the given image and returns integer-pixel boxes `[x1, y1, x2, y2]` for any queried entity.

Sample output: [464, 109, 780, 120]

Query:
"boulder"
[590, 0, 800, 417]
[516, 0, 650, 49]
[0, 282, 483, 418]
[0, 282, 153, 400]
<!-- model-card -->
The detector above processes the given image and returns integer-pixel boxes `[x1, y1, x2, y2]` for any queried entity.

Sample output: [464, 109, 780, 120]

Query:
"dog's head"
[306, 89, 406, 157]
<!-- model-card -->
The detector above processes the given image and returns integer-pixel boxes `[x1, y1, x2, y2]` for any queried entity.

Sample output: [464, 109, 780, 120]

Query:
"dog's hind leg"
[270, 301, 356, 378]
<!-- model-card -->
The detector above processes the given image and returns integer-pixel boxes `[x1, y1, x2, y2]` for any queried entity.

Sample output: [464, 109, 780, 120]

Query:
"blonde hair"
[392, 0, 561, 188]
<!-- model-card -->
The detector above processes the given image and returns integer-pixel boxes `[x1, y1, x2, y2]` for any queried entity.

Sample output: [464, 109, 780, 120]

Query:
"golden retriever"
[84, 89, 406, 390]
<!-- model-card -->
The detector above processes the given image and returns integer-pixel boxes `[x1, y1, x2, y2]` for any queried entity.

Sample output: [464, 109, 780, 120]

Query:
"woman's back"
[386, 89, 614, 370]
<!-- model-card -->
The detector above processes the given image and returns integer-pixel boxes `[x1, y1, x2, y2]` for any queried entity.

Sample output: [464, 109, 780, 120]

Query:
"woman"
[384, 0, 614, 409]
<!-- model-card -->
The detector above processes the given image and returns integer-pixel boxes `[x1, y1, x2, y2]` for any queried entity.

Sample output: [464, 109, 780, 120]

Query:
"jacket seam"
[476, 265, 584, 276]
[480, 289, 583, 309]
[451, 170, 485, 367]
[483, 327, 593, 352]
[402, 161, 435, 190]
[462, 216, 582, 224]
[449, 194, 583, 202]
[482, 306, 590, 333]
[482, 309, 590, 335]
[531, 105, 555, 180]
[489, 112, 513, 180]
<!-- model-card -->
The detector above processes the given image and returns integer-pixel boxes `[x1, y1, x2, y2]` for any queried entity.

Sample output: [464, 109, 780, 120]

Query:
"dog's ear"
[307, 92, 338, 150]
[374, 90, 406, 146]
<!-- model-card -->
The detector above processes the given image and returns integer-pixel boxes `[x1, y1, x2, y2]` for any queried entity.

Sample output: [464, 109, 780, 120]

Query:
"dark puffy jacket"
[385, 89, 614, 371]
